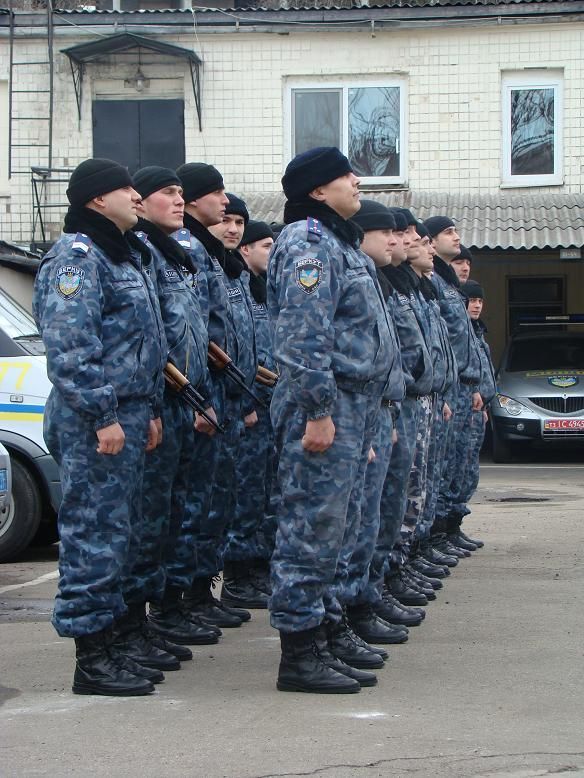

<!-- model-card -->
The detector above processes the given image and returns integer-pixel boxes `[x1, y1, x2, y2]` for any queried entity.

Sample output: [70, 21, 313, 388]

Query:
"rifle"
[163, 362, 225, 433]
[208, 341, 268, 409]
[255, 365, 278, 388]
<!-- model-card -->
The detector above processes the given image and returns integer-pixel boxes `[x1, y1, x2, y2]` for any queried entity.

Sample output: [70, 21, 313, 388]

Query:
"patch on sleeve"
[56, 265, 85, 300]
[294, 258, 323, 295]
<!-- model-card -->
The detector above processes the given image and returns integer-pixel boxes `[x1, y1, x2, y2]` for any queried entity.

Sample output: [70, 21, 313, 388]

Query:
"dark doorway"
[92, 99, 185, 174]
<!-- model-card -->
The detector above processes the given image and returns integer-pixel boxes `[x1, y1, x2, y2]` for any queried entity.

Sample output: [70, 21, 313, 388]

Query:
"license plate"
[544, 418, 584, 430]
[0, 470, 6, 493]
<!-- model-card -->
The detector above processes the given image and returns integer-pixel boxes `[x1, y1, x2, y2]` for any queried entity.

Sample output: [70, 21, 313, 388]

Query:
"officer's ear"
[308, 186, 327, 203]
[86, 195, 107, 213]
[239, 243, 251, 260]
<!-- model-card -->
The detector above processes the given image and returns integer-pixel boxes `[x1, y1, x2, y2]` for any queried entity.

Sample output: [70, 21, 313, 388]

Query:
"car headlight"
[496, 394, 527, 416]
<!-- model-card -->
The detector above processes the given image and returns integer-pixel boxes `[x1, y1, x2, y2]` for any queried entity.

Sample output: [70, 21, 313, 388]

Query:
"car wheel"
[0, 459, 43, 563]
[492, 427, 513, 464]
[30, 506, 59, 547]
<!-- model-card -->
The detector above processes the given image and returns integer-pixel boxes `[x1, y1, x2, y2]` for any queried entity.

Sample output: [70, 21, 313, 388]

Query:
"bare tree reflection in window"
[348, 87, 400, 177]
[511, 88, 554, 175]
[294, 90, 341, 155]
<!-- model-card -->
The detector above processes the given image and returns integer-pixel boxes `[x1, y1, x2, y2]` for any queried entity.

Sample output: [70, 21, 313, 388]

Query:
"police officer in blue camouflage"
[268, 147, 397, 694]
[424, 217, 483, 559]
[225, 220, 277, 594]
[33, 158, 166, 696]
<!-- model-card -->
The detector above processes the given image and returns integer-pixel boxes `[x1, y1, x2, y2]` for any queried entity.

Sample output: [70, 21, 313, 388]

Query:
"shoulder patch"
[306, 218, 322, 244]
[71, 233, 91, 255]
[56, 265, 85, 300]
[295, 257, 323, 295]
[174, 228, 191, 249]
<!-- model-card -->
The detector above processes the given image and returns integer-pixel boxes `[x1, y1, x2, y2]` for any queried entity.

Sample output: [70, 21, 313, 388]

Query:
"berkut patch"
[295, 258, 323, 295]
[56, 265, 85, 300]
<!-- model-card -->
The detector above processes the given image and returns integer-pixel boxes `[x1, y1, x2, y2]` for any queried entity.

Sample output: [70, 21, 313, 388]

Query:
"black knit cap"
[351, 199, 396, 233]
[225, 193, 250, 225]
[282, 146, 353, 201]
[133, 166, 182, 200]
[424, 215, 456, 238]
[394, 207, 417, 227]
[176, 162, 224, 204]
[66, 158, 134, 206]
[240, 220, 274, 247]
[453, 244, 474, 263]
[390, 209, 408, 232]
[461, 279, 484, 300]
[416, 221, 431, 239]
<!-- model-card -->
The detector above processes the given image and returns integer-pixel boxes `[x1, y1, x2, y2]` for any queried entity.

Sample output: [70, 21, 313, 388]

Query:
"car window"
[507, 335, 584, 372]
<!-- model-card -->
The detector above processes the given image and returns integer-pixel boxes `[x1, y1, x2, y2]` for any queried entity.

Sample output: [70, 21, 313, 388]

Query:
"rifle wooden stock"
[163, 362, 224, 433]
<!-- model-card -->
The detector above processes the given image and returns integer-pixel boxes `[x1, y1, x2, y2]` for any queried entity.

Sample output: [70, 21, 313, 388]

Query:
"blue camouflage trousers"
[223, 403, 275, 562]
[269, 385, 379, 633]
[44, 392, 150, 638]
[345, 405, 394, 606]
[125, 392, 196, 604]
[435, 383, 473, 526]
[372, 397, 420, 579]
[451, 409, 486, 519]
[416, 395, 451, 541]
[395, 394, 433, 564]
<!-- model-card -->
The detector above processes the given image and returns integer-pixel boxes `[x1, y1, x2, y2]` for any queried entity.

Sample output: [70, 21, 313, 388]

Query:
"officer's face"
[451, 258, 471, 282]
[241, 237, 274, 274]
[406, 226, 422, 261]
[391, 231, 407, 265]
[432, 226, 461, 261]
[409, 236, 434, 274]
[467, 297, 484, 320]
[361, 229, 396, 267]
[188, 189, 229, 227]
[312, 172, 361, 219]
[97, 186, 141, 232]
[140, 185, 185, 235]
[209, 214, 246, 249]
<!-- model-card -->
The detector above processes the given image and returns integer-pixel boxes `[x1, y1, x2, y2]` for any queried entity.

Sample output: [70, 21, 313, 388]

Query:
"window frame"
[501, 71, 564, 188]
[285, 77, 408, 186]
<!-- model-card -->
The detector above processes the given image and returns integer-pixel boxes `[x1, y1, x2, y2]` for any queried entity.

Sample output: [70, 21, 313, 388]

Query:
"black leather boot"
[347, 604, 409, 645]
[447, 514, 477, 552]
[148, 586, 220, 645]
[325, 619, 385, 669]
[72, 630, 154, 697]
[373, 596, 424, 627]
[459, 528, 484, 548]
[382, 589, 426, 621]
[184, 577, 243, 628]
[314, 627, 377, 687]
[146, 628, 193, 661]
[105, 626, 164, 684]
[433, 533, 469, 559]
[409, 554, 449, 579]
[426, 535, 459, 566]
[112, 603, 181, 671]
[405, 564, 443, 591]
[212, 578, 251, 622]
[385, 570, 428, 606]
[402, 569, 437, 600]
[277, 627, 361, 694]
[250, 558, 272, 595]
[221, 560, 269, 609]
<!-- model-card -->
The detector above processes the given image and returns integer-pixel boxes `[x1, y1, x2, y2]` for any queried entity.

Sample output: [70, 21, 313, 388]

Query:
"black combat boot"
[409, 553, 449, 579]
[146, 627, 193, 662]
[446, 513, 477, 552]
[382, 589, 426, 622]
[112, 603, 181, 671]
[373, 595, 424, 627]
[221, 560, 269, 609]
[277, 627, 361, 694]
[148, 585, 220, 645]
[459, 527, 484, 548]
[422, 537, 457, 568]
[385, 570, 428, 606]
[250, 558, 272, 595]
[314, 627, 377, 687]
[72, 629, 154, 697]
[405, 564, 443, 591]
[433, 533, 470, 559]
[104, 626, 164, 684]
[401, 569, 436, 600]
[325, 619, 386, 669]
[184, 577, 243, 628]
[347, 603, 409, 645]
[211, 577, 251, 622]
[428, 533, 462, 563]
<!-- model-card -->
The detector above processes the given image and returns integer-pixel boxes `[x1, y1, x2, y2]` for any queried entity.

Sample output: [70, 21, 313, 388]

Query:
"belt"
[336, 378, 389, 397]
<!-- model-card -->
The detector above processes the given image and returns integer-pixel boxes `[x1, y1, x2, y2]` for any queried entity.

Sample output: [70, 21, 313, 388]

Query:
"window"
[501, 72, 563, 187]
[287, 79, 407, 185]
[507, 276, 565, 336]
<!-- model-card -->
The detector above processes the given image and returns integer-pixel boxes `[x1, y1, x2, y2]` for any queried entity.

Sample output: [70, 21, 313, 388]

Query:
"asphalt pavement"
[1, 455, 583, 778]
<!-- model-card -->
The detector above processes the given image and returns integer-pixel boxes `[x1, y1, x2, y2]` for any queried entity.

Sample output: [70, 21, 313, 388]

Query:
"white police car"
[491, 316, 584, 462]
[0, 287, 59, 562]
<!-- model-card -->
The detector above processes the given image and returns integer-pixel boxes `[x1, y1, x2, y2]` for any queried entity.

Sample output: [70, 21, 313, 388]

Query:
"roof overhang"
[61, 33, 202, 129]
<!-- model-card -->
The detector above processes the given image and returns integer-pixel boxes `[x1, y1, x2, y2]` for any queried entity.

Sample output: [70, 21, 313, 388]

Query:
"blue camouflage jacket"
[249, 272, 277, 404]
[135, 229, 213, 402]
[33, 232, 166, 430]
[431, 257, 482, 386]
[268, 217, 398, 420]
[473, 319, 497, 404]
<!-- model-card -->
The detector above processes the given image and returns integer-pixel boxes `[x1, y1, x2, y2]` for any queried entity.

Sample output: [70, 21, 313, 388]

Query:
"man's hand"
[145, 418, 162, 452]
[96, 422, 125, 455]
[443, 402, 453, 422]
[195, 406, 218, 437]
[472, 392, 484, 411]
[368, 446, 376, 464]
[302, 416, 335, 453]
[244, 410, 258, 429]
[483, 409, 489, 423]
[392, 427, 398, 445]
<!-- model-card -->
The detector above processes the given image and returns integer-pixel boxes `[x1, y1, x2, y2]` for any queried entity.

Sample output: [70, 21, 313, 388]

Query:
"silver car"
[491, 328, 584, 462]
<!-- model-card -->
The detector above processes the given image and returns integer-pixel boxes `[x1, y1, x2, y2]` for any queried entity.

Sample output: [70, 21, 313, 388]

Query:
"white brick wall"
[1, 18, 584, 243]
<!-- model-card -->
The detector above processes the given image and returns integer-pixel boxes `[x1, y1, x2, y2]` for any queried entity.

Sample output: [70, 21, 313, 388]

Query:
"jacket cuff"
[93, 410, 119, 431]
